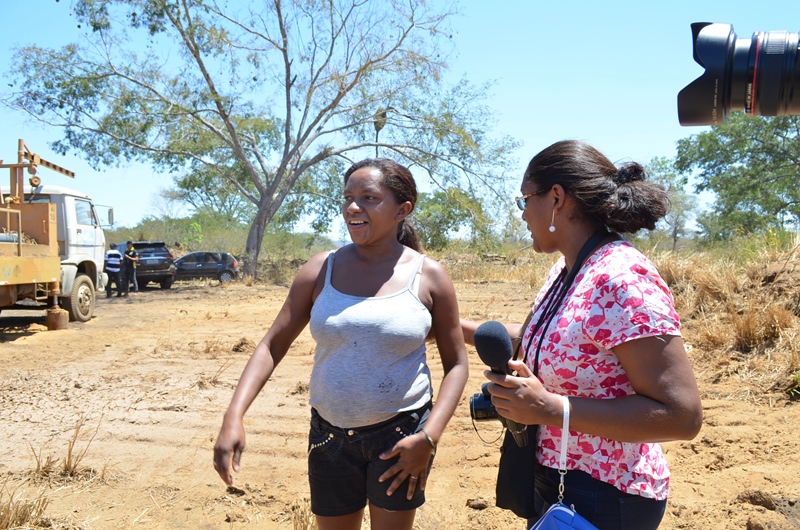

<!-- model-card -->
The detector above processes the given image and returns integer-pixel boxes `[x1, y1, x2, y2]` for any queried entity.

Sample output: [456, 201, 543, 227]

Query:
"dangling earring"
[549, 209, 556, 232]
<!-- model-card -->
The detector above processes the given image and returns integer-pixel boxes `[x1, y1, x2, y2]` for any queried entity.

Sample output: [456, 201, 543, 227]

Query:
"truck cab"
[28, 185, 110, 314]
[1, 140, 112, 326]
[0, 184, 111, 322]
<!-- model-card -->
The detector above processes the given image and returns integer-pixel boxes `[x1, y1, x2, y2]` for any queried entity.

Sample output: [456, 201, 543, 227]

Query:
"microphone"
[473, 321, 529, 447]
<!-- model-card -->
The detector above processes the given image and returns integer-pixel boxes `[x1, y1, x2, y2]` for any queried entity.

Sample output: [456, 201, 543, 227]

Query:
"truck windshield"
[25, 194, 51, 204]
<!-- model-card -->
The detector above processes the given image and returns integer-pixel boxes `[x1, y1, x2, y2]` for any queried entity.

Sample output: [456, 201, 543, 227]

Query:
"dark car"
[174, 251, 242, 283]
[116, 241, 176, 289]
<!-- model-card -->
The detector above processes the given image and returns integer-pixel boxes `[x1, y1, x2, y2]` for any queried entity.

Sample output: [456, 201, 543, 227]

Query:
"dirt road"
[1, 281, 798, 529]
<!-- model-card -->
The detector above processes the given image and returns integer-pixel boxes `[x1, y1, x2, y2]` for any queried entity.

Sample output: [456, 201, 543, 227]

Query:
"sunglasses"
[514, 188, 549, 210]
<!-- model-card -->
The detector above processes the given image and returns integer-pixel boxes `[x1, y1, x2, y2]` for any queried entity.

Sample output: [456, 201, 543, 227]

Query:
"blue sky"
[1, 0, 797, 227]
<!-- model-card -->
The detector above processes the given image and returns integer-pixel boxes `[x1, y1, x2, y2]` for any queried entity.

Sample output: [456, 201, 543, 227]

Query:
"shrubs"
[637, 236, 800, 401]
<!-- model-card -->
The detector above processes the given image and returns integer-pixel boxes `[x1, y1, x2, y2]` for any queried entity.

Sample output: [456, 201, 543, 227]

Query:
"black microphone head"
[473, 321, 514, 372]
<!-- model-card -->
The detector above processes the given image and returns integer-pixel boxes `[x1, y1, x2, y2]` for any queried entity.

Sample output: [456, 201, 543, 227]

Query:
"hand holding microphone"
[473, 321, 529, 447]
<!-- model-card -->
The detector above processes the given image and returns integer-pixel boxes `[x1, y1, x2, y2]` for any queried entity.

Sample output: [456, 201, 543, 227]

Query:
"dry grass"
[787, 331, 800, 373]
[188, 338, 227, 359]
[24, 415, 104, 485]
[652, 239, 800, 401]
[194, 359, 234, 389]
[232, 337, 256, 352]
[2, 415, 109, 529]
[695, 266, 744, 305]
[654, 253, 747, 317]
[691, 309, 732, 352]
[0, 478, 49, 529]
[433, 250, 557, 288]
[63, 414, 102, 478]
[152, 335, 177, 356]
[257, 257, 307, 284]
[292, 497, 317, 530]
[730, 301, 795, 352]
[29, 444, 57, 478]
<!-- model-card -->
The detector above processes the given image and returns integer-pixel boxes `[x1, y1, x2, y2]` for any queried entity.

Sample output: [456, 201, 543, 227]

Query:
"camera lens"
[469, 391, 499, 421]
[678, 22, 800, 126]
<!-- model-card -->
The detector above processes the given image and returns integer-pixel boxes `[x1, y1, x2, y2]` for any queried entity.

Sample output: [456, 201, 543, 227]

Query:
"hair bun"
[612, 163, 644, 185]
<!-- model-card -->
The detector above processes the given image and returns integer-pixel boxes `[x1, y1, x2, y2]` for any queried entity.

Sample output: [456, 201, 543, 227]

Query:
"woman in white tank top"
[213, 158, 468, 530]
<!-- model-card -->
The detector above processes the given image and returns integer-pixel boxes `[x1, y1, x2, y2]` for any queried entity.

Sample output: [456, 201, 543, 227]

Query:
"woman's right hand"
[484, 359, 562, 427]
[213, 416, 246, 486]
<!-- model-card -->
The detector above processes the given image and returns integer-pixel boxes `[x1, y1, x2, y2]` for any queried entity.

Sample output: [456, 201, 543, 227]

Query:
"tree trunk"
[671, 225, 679, 252]
[244, 204, 271, 279]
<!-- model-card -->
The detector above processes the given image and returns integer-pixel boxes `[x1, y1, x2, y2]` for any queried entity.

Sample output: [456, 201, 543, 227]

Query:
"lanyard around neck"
[519, 229, 615, 374]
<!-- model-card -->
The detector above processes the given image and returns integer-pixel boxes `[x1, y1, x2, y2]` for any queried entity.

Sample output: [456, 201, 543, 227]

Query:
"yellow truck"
[1, 140, 112, 326]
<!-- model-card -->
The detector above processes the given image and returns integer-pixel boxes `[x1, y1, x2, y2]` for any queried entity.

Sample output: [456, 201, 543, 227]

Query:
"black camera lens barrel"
[752, 30, 799, 117]
[678, 22, 799, 126]
[730, 35, 752, 115]
[469, 391, 500, 421]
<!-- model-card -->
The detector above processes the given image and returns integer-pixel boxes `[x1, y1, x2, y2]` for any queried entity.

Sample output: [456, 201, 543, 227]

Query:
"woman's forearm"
[224, 342, 276, 421]
[566, 392, 703, 443]
[460, 318, 524, 347]
[423, 363, 469, 443]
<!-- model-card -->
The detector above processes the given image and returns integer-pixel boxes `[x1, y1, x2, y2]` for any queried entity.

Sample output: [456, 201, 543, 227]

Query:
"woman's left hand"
[484, 359, 562, 427]
[377, 432, 435, 499]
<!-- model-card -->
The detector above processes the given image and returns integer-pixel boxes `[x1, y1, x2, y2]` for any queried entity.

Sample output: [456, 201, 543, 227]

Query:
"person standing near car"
[131, 252, 140, 293]
[104, 243, 123, 298]
[121, 241, 139, 297]
[213, 158, 468, 530]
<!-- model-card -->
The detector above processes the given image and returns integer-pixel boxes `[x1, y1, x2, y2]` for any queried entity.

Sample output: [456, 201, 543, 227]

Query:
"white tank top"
[308, 251, 432, 428]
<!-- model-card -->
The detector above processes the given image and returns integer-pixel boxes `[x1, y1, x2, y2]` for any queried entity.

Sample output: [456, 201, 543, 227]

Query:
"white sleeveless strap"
[409, 254, 426, 296]
[324, 252, 335, 286]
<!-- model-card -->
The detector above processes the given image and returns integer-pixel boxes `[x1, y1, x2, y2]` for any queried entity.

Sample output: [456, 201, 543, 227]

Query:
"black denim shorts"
[307, 402, 432, 517]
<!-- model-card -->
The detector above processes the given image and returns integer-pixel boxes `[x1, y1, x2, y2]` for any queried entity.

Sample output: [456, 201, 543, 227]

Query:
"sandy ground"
[1, 280, 799, 529]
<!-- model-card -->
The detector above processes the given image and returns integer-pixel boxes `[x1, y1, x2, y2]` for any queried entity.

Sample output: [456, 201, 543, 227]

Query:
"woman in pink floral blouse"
[461, 140, 703, 529]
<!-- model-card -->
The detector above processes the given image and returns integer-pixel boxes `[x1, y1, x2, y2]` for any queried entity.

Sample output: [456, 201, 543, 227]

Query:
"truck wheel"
[63, 274, 95, 322]
[160, 278, 173, 290]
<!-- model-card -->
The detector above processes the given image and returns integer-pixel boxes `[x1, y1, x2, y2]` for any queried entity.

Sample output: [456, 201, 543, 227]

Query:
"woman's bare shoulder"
[420, 255, 449, 277]
[293, 250, 335, 284]
[419, 255, 456, 295]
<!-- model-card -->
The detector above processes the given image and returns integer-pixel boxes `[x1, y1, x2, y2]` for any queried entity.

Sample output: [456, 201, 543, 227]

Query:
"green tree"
[165, 163, 257, 225]
[183, 221, 203, 251]
[412, 188, 490, 250]
[645, 156, 698, 250]
[2, 0, 519, 277]
[675, 113, 800, 241]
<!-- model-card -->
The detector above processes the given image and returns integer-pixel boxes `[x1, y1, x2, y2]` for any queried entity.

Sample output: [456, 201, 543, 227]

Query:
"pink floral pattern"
[524, 240, 679, 500]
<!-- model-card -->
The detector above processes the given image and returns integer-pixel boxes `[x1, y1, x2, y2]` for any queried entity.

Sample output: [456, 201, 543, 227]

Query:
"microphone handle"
[504, 418, 529, 447]
[490, 368, 529, 447]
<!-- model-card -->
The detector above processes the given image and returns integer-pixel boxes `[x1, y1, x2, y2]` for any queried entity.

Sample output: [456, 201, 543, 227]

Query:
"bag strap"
[557, 394, 570, 505]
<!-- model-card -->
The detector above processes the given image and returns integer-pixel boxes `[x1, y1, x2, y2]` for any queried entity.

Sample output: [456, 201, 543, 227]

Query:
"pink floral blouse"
[523, 240, 680, 500]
